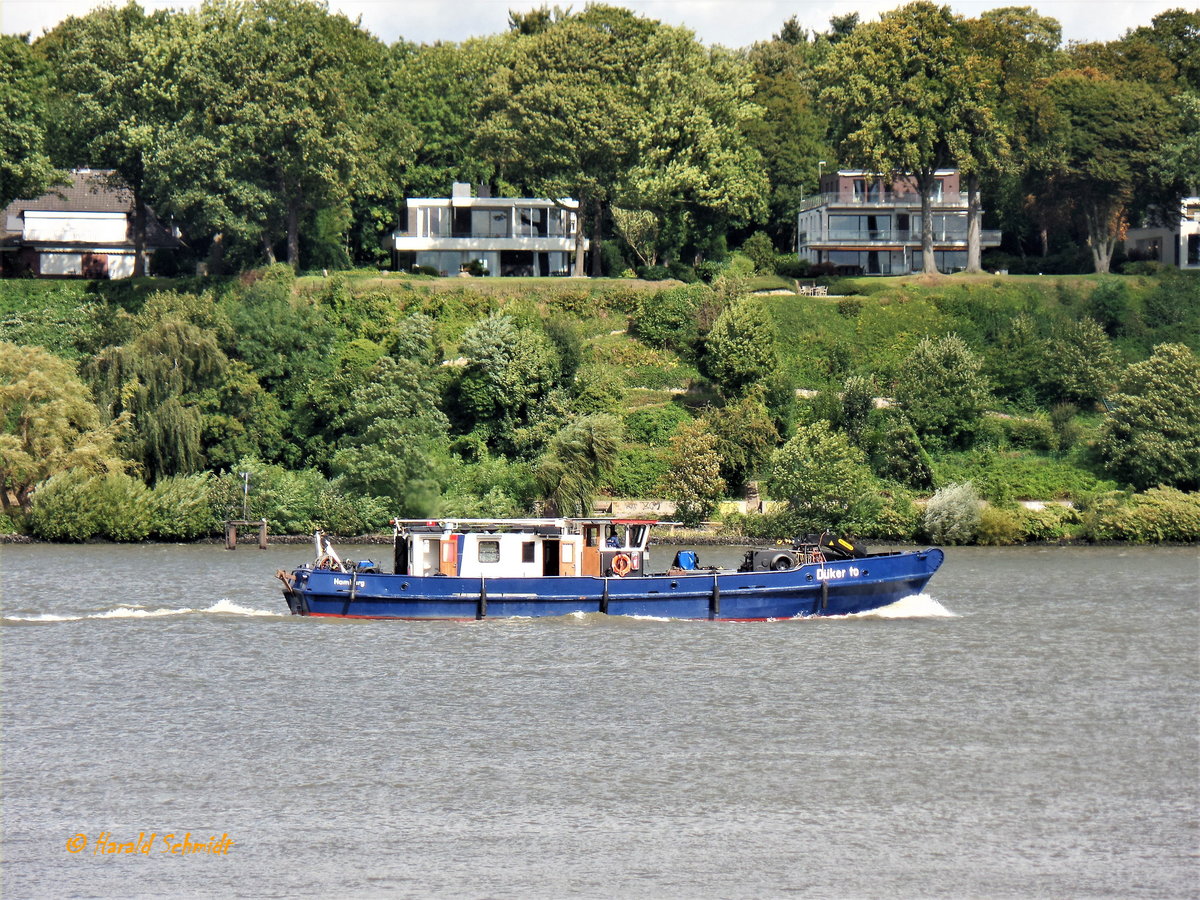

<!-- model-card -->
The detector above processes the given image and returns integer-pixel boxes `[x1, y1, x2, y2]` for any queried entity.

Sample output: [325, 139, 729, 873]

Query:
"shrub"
[1084, 487, 1200, 542]
[625, 405, 693, 445]
[922, 482, 982, 544]
[741, 231, 777, 274]
[28, 469, 153, 542]
[607, 446, 672, 498]
[631, 283, 709, 355]
[695, 260, 726, 283]
[150, 473, 219, 540]
[315, 488, 391, 535]
[895, 333, 991, 450]
[637, 264, 671, 281]
[842, 488, 920, 541]
[1098, 343, 1200, 491]
[775, 256, 809, 278]
[837, 297, 864, 318]
[1019, 504, 1081, 542]
[975, 505, 1024, 545]
[1001, 415, 1056, 452]
[770, 421, 877, 531]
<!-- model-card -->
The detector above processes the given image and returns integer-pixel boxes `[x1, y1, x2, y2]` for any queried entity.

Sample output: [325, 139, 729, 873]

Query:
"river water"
[2, 542, 1197, 899]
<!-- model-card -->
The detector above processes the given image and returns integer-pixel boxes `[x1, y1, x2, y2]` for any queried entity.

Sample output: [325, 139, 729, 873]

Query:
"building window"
[478, 540, 500, 563]
[1188, 234, 1199, 266]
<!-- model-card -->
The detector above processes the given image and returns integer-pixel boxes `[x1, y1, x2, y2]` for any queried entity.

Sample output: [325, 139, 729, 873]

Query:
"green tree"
[1097, 343, 1200, 491]
[745, 20, 835, 247]
[478, 5, 765, 275]
[534, 414, 624, 516]
[663, 419, 725, 526]
[1033, 69, 1179, 273]
[700, 392, 780, 492]
[38, 3, 172, 275]
[330, 357, 451, 515]
[1044, 317, 1119, 405]
[0, 342, 127, 514]
[817, 2, 968, 274]
[704, 296, 779, 397]
[895, 333, 990, 449]
[769, 420, 876, 530]
[455, 314, 562, 451]
[387, 36, 511, 198]
[153, 0, 381, 268]
[0, 35, 56, 208]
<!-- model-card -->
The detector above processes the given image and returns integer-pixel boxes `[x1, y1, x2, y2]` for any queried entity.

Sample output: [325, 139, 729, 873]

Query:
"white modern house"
[1125, 196, 1200, 270]
[797, 169, 1001, 275]
[1, 170, 178, 279]
[388, 183, 586, 277]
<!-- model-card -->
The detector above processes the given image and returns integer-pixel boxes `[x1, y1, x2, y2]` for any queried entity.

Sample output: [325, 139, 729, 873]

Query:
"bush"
[315, 488, 391, 535]
[1019, 504, 1081, 542]
[606, 446, 672, 498]
[625, 405, 693, 445]
[774, 256, 809, 279]
[695, 260, 726, 283]
[150, 473, 219, 540]
[28, 470, 103, 541]
[631, 283, 709, 355]
[922, 482, 982, 544]
[741, 231, 777, 274]
[842, 488, 920, 541]
[29, 469, 153, 542]
[933, 451, 1109, 502]
[1001, 415, 1056, 452]
[1083, 487, 1200, 542]
[637, 264, 671, 281]
[975, 505, 1024, 545]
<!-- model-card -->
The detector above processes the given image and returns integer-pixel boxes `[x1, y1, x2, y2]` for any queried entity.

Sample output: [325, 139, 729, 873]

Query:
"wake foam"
[3, 598, 284, 623]
[848, 593, 957, 619]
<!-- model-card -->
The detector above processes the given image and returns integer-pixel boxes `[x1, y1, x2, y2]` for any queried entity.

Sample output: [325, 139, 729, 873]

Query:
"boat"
[277, 518, 944, 621]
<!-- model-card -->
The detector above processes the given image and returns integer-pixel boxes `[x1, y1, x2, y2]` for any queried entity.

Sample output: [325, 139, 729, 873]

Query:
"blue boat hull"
[283, 549, 944, 620]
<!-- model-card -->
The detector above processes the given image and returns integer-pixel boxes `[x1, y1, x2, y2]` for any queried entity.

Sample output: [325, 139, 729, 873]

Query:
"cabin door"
[581, 525, 601, 576]
[439, 535, 459, 576]
[559, 540, 576, 576]
[542, 540, 560, 576]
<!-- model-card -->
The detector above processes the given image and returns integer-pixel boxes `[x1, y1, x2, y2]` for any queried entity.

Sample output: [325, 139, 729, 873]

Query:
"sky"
[0, 0, 1187, 47]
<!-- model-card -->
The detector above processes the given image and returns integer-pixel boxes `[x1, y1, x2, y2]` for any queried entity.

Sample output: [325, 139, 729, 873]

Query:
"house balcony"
[799, 228, 1002, 248]
[390, 233, 583, 253]
[797, 191, 971, 212]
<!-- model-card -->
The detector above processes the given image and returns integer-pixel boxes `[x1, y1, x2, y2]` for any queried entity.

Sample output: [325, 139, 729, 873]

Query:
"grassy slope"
[0, 271, 1183, 502]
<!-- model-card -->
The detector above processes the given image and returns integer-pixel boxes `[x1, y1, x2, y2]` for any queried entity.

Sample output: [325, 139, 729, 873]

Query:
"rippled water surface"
[3, 542, 1197, 898]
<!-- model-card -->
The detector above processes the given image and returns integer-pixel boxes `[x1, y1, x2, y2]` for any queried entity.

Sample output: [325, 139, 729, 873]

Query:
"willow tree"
[534, 415, 624, 516]
[0, 343, 127, 513]
[87, 292, 240, 481]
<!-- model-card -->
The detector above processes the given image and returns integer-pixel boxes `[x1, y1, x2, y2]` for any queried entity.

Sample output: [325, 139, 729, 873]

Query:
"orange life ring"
[611, 553, 632, 577]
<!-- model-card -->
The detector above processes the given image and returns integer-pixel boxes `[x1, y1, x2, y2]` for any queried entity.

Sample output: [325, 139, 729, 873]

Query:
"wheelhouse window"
[522, 541, 536, 563]
[478, 540, 500, 563]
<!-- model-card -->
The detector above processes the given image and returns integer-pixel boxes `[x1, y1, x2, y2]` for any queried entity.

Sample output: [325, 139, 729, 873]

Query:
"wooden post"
[225, 519, 269, 550]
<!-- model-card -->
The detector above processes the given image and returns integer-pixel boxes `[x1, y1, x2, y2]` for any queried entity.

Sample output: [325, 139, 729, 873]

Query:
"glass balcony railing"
[798, 191, 971, 211]
[801, 229, 1001, 245]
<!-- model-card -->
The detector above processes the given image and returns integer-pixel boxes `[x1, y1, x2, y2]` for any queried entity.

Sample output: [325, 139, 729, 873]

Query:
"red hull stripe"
[303, 612, 795, 622]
